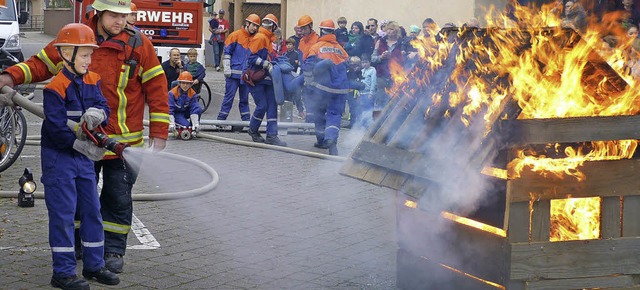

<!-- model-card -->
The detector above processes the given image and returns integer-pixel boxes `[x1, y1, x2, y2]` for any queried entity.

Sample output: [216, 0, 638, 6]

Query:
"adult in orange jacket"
[0, 0, 169, 274]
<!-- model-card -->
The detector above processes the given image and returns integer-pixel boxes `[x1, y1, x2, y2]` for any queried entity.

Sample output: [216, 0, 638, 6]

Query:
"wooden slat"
[622, 196, 640, 237]
[602, 196, 622, 239]
[338, 159, 372, 180]
[530, 200, 550, 242]
[510, 237, 640, 280]
[525, 275, 635, 290]
[506, 200, 530, 243]
[514, 115, 640, 145]
[379, 170, 408, 190]
[508, 159, 640, 202]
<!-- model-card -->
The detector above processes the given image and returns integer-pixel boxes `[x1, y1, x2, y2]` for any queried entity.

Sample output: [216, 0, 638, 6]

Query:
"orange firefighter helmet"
[129, 2, 138, 12]
[319, 19, 336, 30]
[245, 14, 261, 26]
[297, 15, 313, 27]
[54, 23, 99, 48]
[177, 71, 194, 83]
[262, 14, 279, 28]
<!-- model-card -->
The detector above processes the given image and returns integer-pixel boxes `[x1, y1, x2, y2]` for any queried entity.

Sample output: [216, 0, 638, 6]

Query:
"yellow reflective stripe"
[16, 63, 32, 84]
[150, 112, 170, 124]
[141, 64, 164, 84]
[109, 131, 144, 143]
[36, 49, 62, 75]
[74, 220, 81, 229]
[103, 221, 130, 234]
[103, 132, 144, 156]
[116, 65, 130, 133]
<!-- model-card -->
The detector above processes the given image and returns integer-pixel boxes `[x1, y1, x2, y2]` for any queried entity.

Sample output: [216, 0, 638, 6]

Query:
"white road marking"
[0, 213, 159, 251]
[128, 213, 160, 249]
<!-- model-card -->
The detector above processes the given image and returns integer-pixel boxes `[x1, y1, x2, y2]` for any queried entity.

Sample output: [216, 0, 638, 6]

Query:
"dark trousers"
[96, 158, 138, 256]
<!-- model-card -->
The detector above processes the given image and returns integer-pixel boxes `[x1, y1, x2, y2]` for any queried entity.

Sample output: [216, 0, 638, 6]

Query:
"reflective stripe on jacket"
[4, 15, 169, 158]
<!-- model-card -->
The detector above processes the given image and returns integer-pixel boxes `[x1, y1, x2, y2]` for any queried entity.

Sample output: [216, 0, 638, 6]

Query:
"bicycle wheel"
[0, 107, 27, 173]
[197, 81, 212, 113]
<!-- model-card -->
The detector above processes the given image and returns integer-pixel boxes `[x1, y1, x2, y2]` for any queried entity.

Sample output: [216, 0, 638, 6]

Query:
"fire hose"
[0, 86, 219, 200]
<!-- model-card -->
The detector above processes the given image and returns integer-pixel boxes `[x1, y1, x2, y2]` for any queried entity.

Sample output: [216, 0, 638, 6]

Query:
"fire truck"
[74, 0, 206, 65]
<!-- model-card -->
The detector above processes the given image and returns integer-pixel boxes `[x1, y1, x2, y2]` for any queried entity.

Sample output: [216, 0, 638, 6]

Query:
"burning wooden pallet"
[341, 27, 640, 289]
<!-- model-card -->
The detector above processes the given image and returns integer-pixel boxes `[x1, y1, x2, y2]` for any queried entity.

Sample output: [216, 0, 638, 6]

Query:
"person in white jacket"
[359, 55, 377, 128]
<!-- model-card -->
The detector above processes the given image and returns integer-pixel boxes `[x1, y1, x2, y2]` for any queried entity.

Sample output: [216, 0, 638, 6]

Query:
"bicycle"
[0, 47, 28, 173]
[193, 80, 212, 113]
[171, 79, 212, 114]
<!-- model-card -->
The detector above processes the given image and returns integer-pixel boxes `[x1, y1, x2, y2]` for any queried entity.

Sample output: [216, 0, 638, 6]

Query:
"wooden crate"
[341, 27, 640, 289]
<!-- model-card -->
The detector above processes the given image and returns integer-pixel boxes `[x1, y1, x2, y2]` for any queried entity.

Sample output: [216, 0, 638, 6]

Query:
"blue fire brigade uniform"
[302, 34, 350, 146]
[219, 28, 252, 121]
[41, 67, 110, 278]
[247, 27, 278, 136]
[169, 86, 202, 126]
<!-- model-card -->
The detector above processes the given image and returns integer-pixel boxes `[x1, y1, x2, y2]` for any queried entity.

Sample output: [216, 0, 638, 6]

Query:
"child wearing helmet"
[42, 23, 120, 290]
[168, 71, 203, 135]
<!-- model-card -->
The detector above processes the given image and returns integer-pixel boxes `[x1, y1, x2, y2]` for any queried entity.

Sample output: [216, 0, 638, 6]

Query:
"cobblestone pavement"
[0, 32, 398, 289]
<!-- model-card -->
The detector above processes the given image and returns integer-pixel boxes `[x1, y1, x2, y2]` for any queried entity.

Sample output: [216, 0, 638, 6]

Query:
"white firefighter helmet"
[92, 0, 132, 14]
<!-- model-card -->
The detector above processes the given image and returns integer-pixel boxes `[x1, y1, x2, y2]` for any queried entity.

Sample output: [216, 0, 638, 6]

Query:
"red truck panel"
[77, 0, 203, 48]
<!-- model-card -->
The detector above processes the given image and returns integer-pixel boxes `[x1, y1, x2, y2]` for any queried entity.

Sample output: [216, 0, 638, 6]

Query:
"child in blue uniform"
[42, 23, 120, 290]
[168, 71, 202, 134]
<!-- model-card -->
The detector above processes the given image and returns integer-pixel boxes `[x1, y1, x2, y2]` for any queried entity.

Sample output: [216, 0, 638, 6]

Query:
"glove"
[169, 115, 176, 132]
[79, 107, 106, 130]
[223, 58, 231, 78]
[0, 89, 16, 107]
[190, 114, 200, 132]
[263, 62, 274, 74]
[73, 139, 107, 161]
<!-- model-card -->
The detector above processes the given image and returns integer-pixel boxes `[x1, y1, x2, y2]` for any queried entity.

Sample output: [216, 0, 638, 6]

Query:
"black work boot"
[248, 128, 265, 143]
[104, 253, 124, 273]
[82, 267, 120, 285]
[50, 275, 90, 290]
[314, 134, 328, 149]
[265, 135, 287, 147]
[325, 140, 339, 156]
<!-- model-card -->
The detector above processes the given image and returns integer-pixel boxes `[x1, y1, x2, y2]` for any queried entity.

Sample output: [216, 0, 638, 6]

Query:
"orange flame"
[550, 197, 601, 241]
[385, 3, 640, 242]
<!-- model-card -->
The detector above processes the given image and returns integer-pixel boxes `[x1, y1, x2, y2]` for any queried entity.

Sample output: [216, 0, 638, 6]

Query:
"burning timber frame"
[341, 27, 640, 289]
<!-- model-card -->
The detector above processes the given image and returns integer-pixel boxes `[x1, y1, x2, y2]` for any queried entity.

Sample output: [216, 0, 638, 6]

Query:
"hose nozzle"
[82, 124, 130, 159]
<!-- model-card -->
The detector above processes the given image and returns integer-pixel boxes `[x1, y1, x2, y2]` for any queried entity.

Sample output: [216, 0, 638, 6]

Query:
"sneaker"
[51, 275, 90, 290]
[82, 267, 120, 285]
[248, 129, 265, 143]
[216, 66, 221, 72]
[297, 111, 306, 119]
[104, 253, 124, 273]
[265, 135, 287, 147]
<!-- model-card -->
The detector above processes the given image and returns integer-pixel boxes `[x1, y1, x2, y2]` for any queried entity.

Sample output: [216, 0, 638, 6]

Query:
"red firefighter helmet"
[319, 19, 336, 30]
[297, 15, 313, 27]
[177, 71, 194, 83]
[245, 14, 261, 26]
[54, 23, 99, 48]
[262, 14, 279, 28]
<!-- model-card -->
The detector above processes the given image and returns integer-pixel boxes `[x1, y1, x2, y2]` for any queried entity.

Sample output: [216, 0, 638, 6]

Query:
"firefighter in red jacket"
[0, 0, 169, 274]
